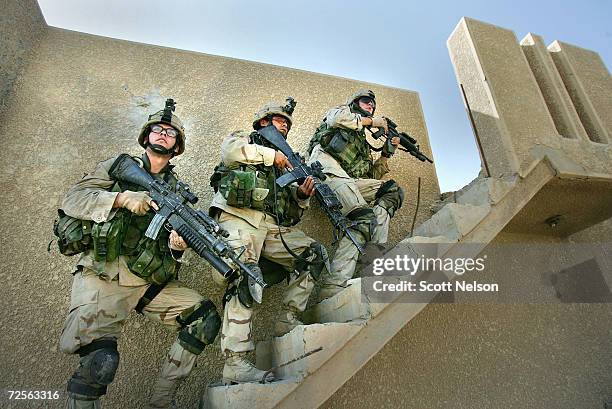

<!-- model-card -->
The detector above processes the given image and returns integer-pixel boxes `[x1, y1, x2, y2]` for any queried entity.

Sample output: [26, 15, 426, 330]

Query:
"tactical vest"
[94, 155, 180, 284]
[309, 120, 373, 179]
[210, 132, 303, 227]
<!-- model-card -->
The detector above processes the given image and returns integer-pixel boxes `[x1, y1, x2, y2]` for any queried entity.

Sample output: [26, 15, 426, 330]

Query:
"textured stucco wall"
[323, 223, 612, 409]
[0, 0, 46, 115]
[0, 25, 439, 408]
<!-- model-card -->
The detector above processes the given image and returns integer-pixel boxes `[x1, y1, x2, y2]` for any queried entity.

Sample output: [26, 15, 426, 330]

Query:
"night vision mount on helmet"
[252, 97, 297, 131]
[138, 98, 186, 156]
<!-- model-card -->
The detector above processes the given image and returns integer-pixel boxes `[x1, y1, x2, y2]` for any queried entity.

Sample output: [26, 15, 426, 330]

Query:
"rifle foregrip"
[175, 224, 233, 276]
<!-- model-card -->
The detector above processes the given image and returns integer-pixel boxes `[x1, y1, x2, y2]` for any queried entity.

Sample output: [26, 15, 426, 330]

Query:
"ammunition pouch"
[53, 210, 93, 256]
[217, 168, 270, 211]
[126, 234, 178, 285]
[91, 211, 130, 262]
[212, 158, 300, 227]
[316, 125, 373, 179]
[326, 129, 350, 154]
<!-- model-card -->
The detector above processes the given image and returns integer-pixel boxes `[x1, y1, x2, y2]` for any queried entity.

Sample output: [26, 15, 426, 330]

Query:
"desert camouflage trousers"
[215, 211, 315, 353]
[320, 176, 391, 296]
[59, 269, 205, 380]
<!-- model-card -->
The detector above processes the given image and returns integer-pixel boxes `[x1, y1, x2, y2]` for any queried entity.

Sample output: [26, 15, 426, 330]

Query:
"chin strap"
[147, 143, 175, 156]
[350, 101, 374, 118]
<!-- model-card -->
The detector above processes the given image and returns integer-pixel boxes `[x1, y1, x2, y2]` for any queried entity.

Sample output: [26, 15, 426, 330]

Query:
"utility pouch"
[53, 210, 92, 256]
[251, 172, 270, 211]
[127, 238, 177, 284]
[127, 239, 162, 279]
[218, 170, 256, 208]
[326, 130, 350, 153]
[91, 211, 128, 262]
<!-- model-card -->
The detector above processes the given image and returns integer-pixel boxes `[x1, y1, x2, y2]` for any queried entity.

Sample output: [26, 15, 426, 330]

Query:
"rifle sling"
[135, 282, 168, 314]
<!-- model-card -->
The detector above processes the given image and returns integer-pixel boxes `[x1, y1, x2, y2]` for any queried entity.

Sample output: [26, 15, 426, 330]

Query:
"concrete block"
[202, 379, 300, 409]
[548, 41, 611, 144]
[447, 18, 520, 177]
[413, 203, 490, 241]
[303, 278, 387, 324]
[256, 322, 365, 380]
[520, 33, 588, 141]
[456, 177, 516, 206]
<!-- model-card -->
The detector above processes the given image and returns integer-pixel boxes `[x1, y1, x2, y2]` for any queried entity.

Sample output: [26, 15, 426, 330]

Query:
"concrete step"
[302, 278, 385, 324]
[455, 176, 516, 206]
[201, 378, 301, 409]
[413, 202, 490, 240]
[256, 322, 366, 380]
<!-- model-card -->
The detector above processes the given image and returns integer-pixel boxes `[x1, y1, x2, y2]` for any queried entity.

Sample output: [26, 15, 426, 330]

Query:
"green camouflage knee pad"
[374, 179, 404, 217]
[176, 299, 221, 355]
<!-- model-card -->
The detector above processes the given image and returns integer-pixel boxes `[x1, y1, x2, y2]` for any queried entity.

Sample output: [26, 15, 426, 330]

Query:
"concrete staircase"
[201, 158, 556, 409]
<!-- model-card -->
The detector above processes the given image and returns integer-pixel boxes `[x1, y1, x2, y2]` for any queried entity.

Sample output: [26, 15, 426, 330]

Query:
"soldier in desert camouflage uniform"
[57, 100, 221, 409]
[209, 98, 328, 384]
[308, 89, 404, 301]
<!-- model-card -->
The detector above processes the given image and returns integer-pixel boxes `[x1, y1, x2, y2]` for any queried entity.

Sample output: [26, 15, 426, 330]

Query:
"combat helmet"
[252, 97, 297, 131]
[138, 98, 186, 156]
[346, 89, 376, 117]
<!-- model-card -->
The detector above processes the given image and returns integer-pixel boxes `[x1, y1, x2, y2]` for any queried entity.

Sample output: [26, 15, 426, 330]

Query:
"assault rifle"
[257, 125, 365, 256]
[108, 154, 266, 288]
[370, 117, 433, 163]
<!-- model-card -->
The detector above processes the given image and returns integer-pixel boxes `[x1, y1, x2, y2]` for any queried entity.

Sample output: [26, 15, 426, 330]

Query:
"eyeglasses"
[272, 116, 291, 129]
[358, 96, 376, 108]
[150, 124, 178, 138]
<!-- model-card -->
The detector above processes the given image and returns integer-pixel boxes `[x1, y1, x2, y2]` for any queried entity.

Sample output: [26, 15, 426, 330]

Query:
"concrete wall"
[0, 0, 46, 115]
[0, 14, 439, 409]
[324, 221, 612, 409]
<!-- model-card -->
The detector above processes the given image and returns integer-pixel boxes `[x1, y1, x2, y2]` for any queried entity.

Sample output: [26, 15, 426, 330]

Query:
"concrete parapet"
[448, 17, 612, 181]
[0, 0, 46, 116]
[448, 17, 558, 178]
[447, 18, 521, 177]
[548, 41, 611, 144]
[520, 33, 589, 141]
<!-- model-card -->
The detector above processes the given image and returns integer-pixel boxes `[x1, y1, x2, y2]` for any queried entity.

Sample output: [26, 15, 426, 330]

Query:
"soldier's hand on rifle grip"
[169, 230, 189, 251]
[297, 176, 316, 199]
[114, 190, 158, 216]
[382, 137, 398, 158]
[273, 151, 293, 170]
[370, 116, 388, 134]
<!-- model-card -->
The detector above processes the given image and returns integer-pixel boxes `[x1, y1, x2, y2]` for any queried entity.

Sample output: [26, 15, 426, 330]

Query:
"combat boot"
[274, 307, 303, 337]
[222, 351, 274, 384]
[66, 396, 101, 409]
[147, 377, 179, 409]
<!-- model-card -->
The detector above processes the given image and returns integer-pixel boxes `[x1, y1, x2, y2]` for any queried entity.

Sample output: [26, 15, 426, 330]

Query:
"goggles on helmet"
[358, 96, 376, 109]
